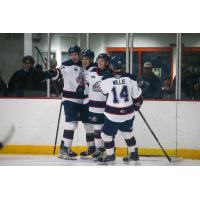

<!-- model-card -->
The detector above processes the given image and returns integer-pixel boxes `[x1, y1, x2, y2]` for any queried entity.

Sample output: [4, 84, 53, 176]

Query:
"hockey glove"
[76, 84, 85, 96]
[133, 96, 143, 111]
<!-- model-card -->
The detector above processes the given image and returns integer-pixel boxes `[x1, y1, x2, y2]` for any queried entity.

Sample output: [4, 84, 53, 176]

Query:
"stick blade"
[170, 157, 184, 163]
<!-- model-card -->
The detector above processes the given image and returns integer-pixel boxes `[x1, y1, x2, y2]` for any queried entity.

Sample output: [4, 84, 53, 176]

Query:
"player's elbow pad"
[133, 96, 143, 111]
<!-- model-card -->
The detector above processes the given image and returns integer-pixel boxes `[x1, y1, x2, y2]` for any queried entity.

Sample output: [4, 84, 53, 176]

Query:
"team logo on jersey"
[92, 81, 102, 92]
[114, 74, 121, 79]
[91, 117, 97, 122]
[120, 109, 126, 114]
[76, 72, 85, 84]
[91, 75, 95, 78]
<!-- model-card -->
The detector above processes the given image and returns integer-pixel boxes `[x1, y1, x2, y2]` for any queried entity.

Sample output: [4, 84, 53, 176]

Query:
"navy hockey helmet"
[110, 56, 124, 70]
[97, 53, 110, 64]
[68, 45, 81, 55]
[81, 49, 95, 60]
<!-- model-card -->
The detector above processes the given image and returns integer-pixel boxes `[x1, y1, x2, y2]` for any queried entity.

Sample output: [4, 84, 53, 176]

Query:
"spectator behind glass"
[162, 76, 175, 99]
[49, 58, 63, 96]
[7, 55, 45, 96]
[0, 69, 7, 96]
[181, 64, 200, 100]
[138, 62, 162, 99]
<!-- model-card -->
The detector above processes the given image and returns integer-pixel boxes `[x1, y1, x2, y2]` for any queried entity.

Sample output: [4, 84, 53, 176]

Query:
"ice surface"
[0, 155, 200, 166]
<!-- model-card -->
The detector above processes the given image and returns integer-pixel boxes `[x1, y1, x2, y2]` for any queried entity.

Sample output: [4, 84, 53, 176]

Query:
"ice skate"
[80, 146, 96, 159]
[92, 148, 105, 161]
[123, 148, 140, 165]
[97, 154, 116, 165]
[58, 141, 77, 160]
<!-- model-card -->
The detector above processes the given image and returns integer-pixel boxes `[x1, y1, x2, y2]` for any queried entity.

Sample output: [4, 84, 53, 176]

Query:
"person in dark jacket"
[7, 56, 45, 96]
[138, 62, 162, 99]
[0, 69, 7, 96]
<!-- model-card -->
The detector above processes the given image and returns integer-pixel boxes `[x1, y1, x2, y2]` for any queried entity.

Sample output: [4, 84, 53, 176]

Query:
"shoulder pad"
[102, 73, 113, 80]
[62, 60, 81, 67]
[90, 68, 97, 73]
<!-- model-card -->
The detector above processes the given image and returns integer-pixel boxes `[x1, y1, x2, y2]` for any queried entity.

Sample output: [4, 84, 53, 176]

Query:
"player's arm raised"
[43, 66, 63, 80]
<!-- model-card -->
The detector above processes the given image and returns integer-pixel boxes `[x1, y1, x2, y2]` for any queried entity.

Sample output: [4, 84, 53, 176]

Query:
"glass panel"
[0, 33, 25, 97]
[181, 34, 200, 100]
[140, 50, 173, 99]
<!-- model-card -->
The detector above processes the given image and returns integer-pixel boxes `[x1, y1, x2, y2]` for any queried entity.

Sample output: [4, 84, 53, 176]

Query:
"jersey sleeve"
[131, 80, 142, 99]
[100, 79, 109, 95]
[51, 66, 64, 80]
[131, 80, 143, 110]
[84, 71, 90, 85]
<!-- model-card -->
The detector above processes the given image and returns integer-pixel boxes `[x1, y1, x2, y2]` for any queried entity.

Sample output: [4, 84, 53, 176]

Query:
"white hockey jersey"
[82, 64, 96, 105]
[100, 73, 142, 122]
[53, 60, 86, 104]
[86, 68, 110, 114]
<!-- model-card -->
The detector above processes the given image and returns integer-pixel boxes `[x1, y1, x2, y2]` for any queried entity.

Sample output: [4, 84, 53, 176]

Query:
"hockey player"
[98, 56, 143, 165]
[46, 45, 94, 160]
[86, 53, 110, 160]
[79, 49, 97, 159]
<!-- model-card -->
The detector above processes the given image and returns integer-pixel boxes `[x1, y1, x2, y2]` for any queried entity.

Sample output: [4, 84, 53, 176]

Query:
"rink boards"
[0, 98, 200, 159]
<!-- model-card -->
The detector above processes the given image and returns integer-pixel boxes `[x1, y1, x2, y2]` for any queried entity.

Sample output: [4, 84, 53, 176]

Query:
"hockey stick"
[138, 110, 172, 162]
[53, 102, 63, 155]
[35, 46, 46, 64]
[0, 126, 15, 150]
[35, 46, 61, 97]
[35, 46, 63, 155]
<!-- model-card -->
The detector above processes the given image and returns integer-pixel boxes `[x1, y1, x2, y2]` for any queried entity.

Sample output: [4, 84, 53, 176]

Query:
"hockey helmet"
[110, 56, 124, 70]
[81, 49, 95, 61]
[97, 53, 110, 64]
[68, 45, 81, 55]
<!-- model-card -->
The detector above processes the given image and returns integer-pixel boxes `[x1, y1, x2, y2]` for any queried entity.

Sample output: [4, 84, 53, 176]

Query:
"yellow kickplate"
[0, 145, 200, 159]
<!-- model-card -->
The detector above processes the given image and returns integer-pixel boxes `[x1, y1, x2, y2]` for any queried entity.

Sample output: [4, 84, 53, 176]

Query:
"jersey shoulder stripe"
[90, 67, 97, 73]
[102, 73, 113, 80]
[62, 60, 82, 67]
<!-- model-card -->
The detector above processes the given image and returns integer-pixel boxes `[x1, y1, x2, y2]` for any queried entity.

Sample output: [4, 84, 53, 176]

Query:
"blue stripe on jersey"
[89, 100, 106, 108]
[105, 105, 134, 115]
[63, 90, 87, 99]
[62, 60, 82, 67]
[91, 68, 110, 76]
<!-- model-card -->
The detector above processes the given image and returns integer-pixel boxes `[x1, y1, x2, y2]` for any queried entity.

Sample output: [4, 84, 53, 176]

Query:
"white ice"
[0, 155, 200, 166]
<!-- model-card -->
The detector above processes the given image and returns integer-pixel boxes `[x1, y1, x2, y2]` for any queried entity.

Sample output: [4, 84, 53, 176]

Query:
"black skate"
[80, 146, 96, 159]
[123, 148, 140, 165]
[92, 148, 105, 161]
[58, 141, 77, 160]
[97, 154, 116, 165]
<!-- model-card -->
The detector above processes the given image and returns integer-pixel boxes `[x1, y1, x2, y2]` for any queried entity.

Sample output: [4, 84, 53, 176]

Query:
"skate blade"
[92, 157, 99, 162]
[123, 160, 141, 166]
[169, 157, 184, 164]
[58, 155, 77, 160]
[97, 161, 115, 166]
[80, 156, 93, 160]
